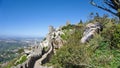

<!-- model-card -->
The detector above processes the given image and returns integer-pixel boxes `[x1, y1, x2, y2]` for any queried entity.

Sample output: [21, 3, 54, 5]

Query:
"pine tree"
[90, 0, 120, 19]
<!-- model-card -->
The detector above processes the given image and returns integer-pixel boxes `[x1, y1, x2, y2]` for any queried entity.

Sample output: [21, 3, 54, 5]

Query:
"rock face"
[81, 22, 102, 43]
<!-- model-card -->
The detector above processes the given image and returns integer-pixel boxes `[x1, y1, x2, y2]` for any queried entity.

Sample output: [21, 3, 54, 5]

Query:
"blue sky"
[0, 0, 110, 37]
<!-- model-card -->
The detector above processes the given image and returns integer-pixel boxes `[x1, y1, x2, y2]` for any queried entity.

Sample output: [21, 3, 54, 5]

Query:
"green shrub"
[62, 24, 75, 30]
[89, 33, 120, 68]
[48, 28, 93, 68]
[15, 55, 27, 65]
[101, 22, 120, 49]
[112, 24, 120, 49]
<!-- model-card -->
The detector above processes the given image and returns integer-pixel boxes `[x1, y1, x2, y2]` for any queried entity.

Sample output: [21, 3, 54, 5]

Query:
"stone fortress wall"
[12, 26, 64, 68]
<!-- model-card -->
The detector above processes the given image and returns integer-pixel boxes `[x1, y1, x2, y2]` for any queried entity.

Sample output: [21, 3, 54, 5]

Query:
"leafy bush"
[101, 21, 120, 49]
[62, 24, 75, 30]
[48, 28, 93, 68]
[112, 24, 120, 49]
[90, 39, 120, 68]
[15, 55, 27, 65]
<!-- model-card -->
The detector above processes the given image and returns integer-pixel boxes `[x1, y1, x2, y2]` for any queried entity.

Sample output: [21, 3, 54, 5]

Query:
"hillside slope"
[46, 16, 120, 68]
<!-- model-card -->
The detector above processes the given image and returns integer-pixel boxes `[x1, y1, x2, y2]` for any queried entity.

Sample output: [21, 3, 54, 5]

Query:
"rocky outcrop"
[12, 26, 64, 68]
[81, 22, 103, 43]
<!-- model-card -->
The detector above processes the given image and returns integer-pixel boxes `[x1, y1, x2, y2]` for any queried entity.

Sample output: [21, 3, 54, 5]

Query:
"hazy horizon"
[0, 0, 111, 37]
[0, 35, 44, 38]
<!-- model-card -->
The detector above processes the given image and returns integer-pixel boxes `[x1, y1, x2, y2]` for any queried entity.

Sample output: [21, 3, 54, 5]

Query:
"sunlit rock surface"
[81, 22, 102, 43]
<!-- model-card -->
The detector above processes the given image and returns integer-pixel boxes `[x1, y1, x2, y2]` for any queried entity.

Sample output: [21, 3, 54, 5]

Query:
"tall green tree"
[90, 0, 120, 19]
